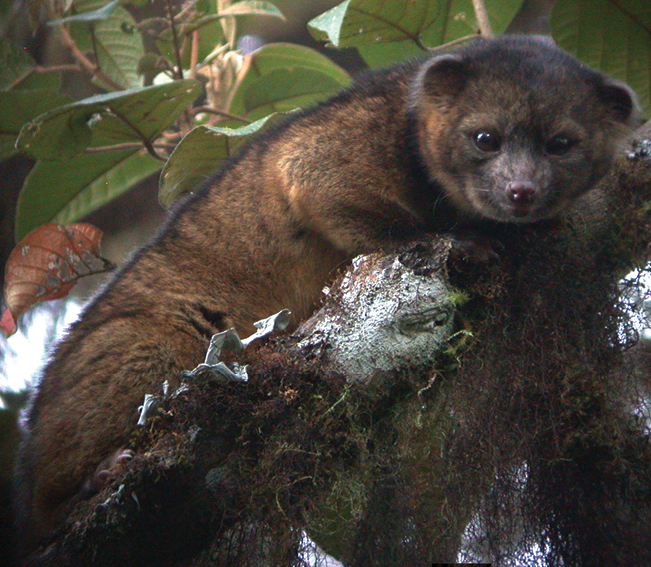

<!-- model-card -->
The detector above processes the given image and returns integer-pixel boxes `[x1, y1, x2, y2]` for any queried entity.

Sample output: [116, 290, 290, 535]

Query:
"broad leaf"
[228, 43, 350, 119]
[16, 79, 201, 161]
[308, 0, 440, 48]
[16, 150, 162, 240]
[551, 0, 651, 117]
[0, 90, 73, 159]
[0, 37, 34, 90]
[0, 37, 61, 91]
[91, 5, 145, 90]
[48, 0, 120, 24]
[159, 114, 284, 206]
[242, 67, 345, 116]
[309, 0, 523, 67]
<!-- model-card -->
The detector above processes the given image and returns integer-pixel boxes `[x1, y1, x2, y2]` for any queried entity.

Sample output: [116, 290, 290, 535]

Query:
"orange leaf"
[2, 223, 114, 336]
[0, 308, 16, 337]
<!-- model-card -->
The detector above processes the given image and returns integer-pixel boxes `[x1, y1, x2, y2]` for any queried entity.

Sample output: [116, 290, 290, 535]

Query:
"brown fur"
[14, 35, 640, 554]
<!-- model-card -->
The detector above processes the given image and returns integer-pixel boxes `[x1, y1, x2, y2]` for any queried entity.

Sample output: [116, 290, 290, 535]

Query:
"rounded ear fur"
[598, 79, 643, 127]
[416, 53, 468, 107]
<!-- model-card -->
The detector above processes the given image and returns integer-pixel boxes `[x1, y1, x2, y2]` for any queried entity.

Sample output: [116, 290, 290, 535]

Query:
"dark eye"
[473, 130, 501, 152]
[545, 134, 576, 156]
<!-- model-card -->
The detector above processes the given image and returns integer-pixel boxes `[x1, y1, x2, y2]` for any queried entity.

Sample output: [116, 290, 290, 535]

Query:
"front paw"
[82, 448, 134, 495]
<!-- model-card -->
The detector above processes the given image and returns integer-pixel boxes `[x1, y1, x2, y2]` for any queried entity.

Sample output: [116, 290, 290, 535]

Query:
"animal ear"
[416, 53, 468, 107]
[598, 78, 642, 126]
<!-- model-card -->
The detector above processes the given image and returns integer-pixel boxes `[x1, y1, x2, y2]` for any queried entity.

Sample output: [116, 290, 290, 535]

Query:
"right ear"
[597, 78, 643, 128]
[415, 53, 468, 109]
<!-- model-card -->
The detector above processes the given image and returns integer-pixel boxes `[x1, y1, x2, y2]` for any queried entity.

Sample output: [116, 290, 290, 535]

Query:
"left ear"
[414, 53, 469, 111]
[597, 78, 642, 127]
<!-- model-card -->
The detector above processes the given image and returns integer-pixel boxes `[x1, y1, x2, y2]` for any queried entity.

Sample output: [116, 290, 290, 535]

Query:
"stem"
[426, 34, 480, 54]
[57, 25, 124, 91]
[109, 107, 168, 162]
[6, 64, 80, 90]
[471, 0, 493, 37]
[189, 30, 199, 80]
[164, 0, 184, 80]
[34, 64, 81, 73]
[84, 142, 176, 154]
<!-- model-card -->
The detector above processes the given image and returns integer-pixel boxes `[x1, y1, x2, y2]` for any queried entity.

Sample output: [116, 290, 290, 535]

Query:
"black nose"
[506, 181, 537, 204]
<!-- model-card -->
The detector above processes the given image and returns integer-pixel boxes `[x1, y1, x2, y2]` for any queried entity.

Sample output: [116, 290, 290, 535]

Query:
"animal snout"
[506, 180, 537, 205]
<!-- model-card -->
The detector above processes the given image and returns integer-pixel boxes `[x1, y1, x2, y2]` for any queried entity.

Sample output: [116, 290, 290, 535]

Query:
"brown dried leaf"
[2, 223, 114, 337]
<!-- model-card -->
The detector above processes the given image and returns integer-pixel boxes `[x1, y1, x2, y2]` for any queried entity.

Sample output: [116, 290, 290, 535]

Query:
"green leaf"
[551, 0, 651, 117]
[159, 114, 284, 206]
[0, 36, 62, 91]
[0, 90, 73, 159]
[0, 37, 34, 90]
[228, 43, 351, 119]
[47, 0, 120, 24]
[357, 41, 425, 68]
[242, 67, 344, 116]
[91, 5, 145, 90]
[308, 0, 440, 48]
[16, 150, 162, 240]
[309, 0, 523, 67]
[16, 79, 202, 161]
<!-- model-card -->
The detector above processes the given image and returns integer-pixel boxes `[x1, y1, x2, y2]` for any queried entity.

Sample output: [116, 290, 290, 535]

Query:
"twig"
[34, 64, 81, 73]
[84, 142, 176, 154]
[471, 0, 493, 37]
[6, 63, 81, 90]
[189, 30, 199, 80]
[425, 34, 480, 54]
[164, 0, 184, 80]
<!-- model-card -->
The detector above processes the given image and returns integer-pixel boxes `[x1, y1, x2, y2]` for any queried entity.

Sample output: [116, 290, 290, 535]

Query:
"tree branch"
[472, 0, 493, 37]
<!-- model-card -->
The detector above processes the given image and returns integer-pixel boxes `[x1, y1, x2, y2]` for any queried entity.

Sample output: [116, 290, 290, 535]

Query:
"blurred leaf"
[156, 1, 284, 66]
[3, 223, 113, 335]
[91, 5, 145, 89]
[0, 90, 73, 159]
[357, 40, 425, 68]
[242, 66, 344, 116]
[179, 4, 284, 37]
[228, 43, 350, 119]
[220, 1, 285, 19]
[551, 0, 651, 117]
[0, 20, 61, 90]
[0, 308, 16, 337]
[25, 0, 45, 32]
[16, 79, 201, 160]
[309, 0, 523, 67]
[0, 37, 35, 90]
[0, 37, 61, 90]
[159, 113, 284, 206]
[47, 0, 120, 24]
[16, 150, 162, 240]
[12, 70, 62, 91]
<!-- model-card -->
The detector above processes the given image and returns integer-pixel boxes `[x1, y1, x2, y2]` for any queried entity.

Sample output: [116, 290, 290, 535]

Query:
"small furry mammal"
[14, 35, 640, 554]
